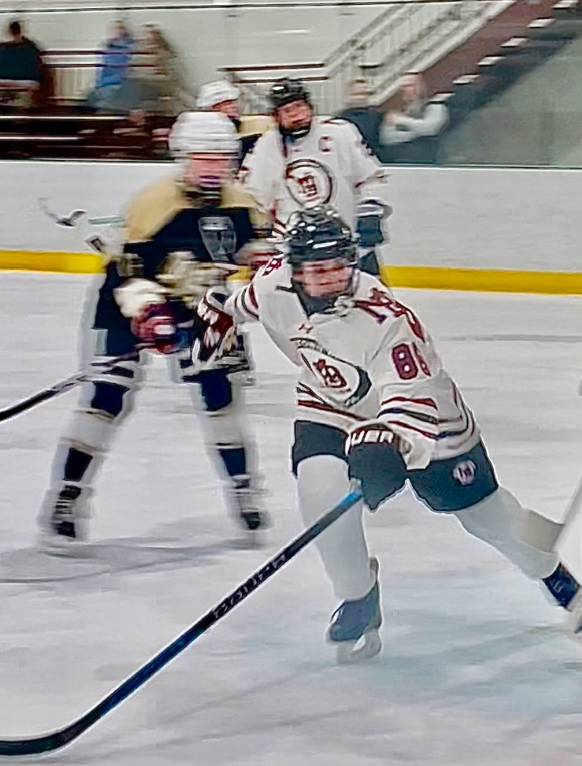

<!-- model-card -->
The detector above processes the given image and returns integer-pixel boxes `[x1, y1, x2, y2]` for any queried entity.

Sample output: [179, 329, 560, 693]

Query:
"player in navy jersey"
[39, 111, 267, 548]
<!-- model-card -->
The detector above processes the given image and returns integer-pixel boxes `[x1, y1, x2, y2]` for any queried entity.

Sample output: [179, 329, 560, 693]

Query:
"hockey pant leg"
[454, 487, 558, 579]
[297, 454, 374, 601]
[43, 330, 144, 517]
[188, 369, 261, 495]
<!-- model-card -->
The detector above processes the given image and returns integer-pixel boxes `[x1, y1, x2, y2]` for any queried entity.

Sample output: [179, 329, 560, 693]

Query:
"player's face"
[182, 153, 233, 188]
[294, 258, 352, 298]
[213, 100, 240, 120]
[276, 100, 313, 133]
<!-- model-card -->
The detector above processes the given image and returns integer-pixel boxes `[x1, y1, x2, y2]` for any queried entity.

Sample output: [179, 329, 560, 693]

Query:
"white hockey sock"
[297, 455, 374, 601]
[454, 487, 558, 579]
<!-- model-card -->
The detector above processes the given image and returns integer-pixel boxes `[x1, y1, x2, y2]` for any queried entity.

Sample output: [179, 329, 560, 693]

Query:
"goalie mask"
[169, 111, 239, 206]
[286, 206, 358, 316]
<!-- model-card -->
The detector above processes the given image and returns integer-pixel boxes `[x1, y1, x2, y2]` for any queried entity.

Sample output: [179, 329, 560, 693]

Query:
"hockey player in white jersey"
[39, 112, 267, 547]
[239, 77, 390, 279]
[195, 205, 581, 662]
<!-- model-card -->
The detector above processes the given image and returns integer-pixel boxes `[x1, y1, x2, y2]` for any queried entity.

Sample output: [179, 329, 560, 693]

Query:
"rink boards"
[1, 161, 582, 293]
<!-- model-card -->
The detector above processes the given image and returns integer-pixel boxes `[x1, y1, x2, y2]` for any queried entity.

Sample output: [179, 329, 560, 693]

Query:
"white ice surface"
[1, 274, 582, 765]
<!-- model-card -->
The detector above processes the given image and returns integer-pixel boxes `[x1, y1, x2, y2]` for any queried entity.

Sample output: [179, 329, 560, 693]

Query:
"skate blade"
[333, 630, 382, 665]
[228, 529, 267, 550]
[37, 531, 91, 558]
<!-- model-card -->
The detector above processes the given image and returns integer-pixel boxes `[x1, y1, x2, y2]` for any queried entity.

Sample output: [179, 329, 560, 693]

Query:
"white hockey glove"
[193, 288, 238, 369]
[356, 199, 393, 249]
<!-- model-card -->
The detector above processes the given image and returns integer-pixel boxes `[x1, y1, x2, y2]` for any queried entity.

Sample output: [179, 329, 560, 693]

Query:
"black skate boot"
[231, 474, 269, 541]
[39, 482, 91, 551]
[542, 562, 582, 634]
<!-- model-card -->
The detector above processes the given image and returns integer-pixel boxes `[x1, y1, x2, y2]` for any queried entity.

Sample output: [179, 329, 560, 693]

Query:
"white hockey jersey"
[238, 118, 388, 237]
[226, 258, 480, 470]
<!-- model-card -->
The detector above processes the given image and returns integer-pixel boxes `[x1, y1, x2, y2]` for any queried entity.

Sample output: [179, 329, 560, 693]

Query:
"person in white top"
[239, 77, 390, 279]
[192, 205, 580, 663]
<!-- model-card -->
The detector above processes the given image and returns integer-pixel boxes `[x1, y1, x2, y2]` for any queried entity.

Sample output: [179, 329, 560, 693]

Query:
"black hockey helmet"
[286, 206, 357, 265]
[286, 206, 358, 315]
[269, 78, 312, 112]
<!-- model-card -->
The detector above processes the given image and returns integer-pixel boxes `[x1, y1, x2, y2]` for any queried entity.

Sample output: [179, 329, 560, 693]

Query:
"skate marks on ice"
[56, 577, 582, 766]
[0, 516, 248, 583]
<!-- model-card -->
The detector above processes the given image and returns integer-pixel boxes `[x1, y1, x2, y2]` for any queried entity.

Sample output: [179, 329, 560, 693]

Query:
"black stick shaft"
[0, 489, 362, 756]
[0, 352, 142, 423]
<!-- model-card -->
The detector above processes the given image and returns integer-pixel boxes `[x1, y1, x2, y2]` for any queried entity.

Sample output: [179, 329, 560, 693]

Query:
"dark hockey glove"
[131, 303, 179, 355]
[346, 422, 408, 510]
[356, 199, 392, 249]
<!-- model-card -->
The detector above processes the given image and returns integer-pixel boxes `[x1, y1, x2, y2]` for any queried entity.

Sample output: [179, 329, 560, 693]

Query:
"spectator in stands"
[85, 20, 134, 112]
[108, 23, 194, 117]
[382, 72, 448, 165]
[0, 20, 43, 106]
[336, 79, 383, 159]
[196, 79, 267, 165]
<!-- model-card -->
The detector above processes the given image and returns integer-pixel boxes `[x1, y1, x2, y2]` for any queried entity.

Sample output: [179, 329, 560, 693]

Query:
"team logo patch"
[453, 460, 477, 486]
[285, 159, 334, 209]
[199, 216, 237, 262]
[292, 336, 371, 407]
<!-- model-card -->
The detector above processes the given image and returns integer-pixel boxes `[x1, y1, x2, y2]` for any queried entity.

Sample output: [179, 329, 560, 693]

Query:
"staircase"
[221, 0, 512, 115]
[397, 0, 582, 135]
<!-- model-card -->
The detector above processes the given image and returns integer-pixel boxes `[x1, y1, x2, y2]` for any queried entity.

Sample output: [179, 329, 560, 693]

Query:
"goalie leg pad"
[297, 453, 373, 602]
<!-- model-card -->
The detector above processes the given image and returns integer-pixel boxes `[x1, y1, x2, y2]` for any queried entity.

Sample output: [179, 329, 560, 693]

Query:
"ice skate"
[38, 483, 91, 554]
[230, 475, 269, 546]
[541, 562, 582, 635]
[327, 557, 382, 664]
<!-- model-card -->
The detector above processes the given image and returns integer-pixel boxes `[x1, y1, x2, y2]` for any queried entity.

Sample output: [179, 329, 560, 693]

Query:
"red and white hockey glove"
[345, 422, 408, 511]
[194, 288, 236, 367]
[131, 303, 179, 355]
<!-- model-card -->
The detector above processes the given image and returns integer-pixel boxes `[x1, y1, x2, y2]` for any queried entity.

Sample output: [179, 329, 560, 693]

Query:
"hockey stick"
[0, 352, 142, 424]
[0, 488, 362, 756]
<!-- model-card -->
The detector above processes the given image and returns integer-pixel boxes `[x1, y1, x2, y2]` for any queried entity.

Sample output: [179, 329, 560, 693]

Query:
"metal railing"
[224, 0, 513, 113]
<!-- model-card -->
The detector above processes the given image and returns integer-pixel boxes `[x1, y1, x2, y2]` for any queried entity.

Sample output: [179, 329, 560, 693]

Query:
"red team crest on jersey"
[453, 460, 477, 485]
[285, 159, 334, 209]
[313, 358, 348, 389]
[293, 336, 372, 407]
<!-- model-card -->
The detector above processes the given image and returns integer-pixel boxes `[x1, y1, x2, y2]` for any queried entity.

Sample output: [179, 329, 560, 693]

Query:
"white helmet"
[196, 79, 239, 111]
[169, 111, 239, 156]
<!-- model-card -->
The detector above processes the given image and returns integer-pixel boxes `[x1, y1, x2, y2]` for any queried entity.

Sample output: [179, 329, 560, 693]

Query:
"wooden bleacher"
[0, 49, 173, 160]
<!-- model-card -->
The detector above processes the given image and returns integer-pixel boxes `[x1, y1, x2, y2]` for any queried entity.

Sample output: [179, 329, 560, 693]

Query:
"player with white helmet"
[197, 79, 269, 166]
[238, 77, 390, 279]
[39, 111, 268, 547]
[193, 205, 580, 662]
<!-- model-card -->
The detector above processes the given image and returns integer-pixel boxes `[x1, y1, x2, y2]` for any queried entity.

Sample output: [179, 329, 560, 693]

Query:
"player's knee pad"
[82, 359, 142, 420]
[297, 455, 353, 526]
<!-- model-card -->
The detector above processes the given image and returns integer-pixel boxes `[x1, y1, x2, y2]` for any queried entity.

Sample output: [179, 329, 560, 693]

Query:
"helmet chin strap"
[291, 279, 337, 316]
[182, 179, 223, 207]
[278, 119, 312, 141]
[179, 166, 225, 207]
[291, 269, 358, 318]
